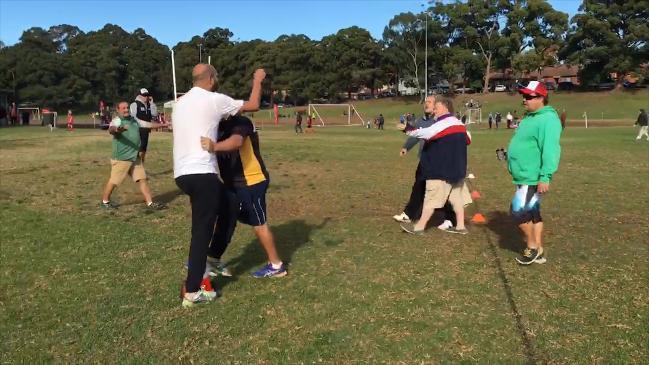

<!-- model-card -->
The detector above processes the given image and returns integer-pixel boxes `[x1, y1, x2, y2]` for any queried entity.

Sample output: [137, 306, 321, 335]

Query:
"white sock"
[271, 261, 283, 270]
[102, 200, 110, 204]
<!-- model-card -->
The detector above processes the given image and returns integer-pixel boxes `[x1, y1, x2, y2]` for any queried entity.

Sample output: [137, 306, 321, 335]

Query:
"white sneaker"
[392, 212, 411, 223]
[437, 220, 453, 230]
[206, 257, 232, 277]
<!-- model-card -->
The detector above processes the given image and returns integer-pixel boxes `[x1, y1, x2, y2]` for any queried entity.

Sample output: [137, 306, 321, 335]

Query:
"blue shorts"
[510, 185, 542, 224]
[235, 180, 269, 226]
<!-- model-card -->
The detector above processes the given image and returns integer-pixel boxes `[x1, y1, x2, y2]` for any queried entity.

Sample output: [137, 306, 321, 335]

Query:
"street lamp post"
[424, 13, 428, 96]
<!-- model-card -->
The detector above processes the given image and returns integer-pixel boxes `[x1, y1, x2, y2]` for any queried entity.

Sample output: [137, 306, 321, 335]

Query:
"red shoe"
[200, 277, 217, 299]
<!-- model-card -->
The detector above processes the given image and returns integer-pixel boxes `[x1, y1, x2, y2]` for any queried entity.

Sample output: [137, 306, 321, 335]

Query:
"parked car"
[379, 90, 396, 98]
[494, 84, 507, 92]
[454, 87, 475, 94]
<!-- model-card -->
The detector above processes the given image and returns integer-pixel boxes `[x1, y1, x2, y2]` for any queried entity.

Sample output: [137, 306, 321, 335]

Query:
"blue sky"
[0, 0, 581, 47]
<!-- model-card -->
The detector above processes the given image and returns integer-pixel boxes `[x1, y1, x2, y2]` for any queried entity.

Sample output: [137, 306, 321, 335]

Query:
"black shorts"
[139, 128, 151, 152]
[235, 180, 269, 226]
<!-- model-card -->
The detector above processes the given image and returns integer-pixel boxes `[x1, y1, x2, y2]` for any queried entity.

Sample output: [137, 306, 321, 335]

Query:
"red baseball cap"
[518, 81, 547, 97]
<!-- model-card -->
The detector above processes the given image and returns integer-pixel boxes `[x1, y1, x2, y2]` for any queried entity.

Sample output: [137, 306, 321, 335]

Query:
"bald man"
[173, 64, 266, 307]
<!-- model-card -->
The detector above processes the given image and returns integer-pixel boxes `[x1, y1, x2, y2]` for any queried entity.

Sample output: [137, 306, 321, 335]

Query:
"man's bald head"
[192, 64, 218, 90]
[424, 95, 436, 114]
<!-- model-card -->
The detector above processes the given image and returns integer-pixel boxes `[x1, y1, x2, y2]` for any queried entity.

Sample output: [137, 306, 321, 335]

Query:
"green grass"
[1, 122, 648, 364]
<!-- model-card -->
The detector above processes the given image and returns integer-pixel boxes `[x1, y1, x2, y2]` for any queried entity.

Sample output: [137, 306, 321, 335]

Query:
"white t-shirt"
[172, 87, 244, 178]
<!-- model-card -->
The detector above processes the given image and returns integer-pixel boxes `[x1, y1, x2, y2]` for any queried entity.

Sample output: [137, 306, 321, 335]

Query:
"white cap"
[139, 88, 150, 96]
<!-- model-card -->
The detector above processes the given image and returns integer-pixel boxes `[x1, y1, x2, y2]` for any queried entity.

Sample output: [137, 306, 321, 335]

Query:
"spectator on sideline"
[172, 64, 265, 308]
[635, 108, 648, 141]
[10, 102, 17, 126]
[506, 111, 513, 128]
[560, 109, 567, 130]
[200, 115, 287, 279]
[100, 101, 166, 210]
[507, 81, 562, 265]
[295, 112, 303, 134]
[130, 88, 160, 163]
[488, 112, 493, 129]
[377, 114, 385, 130]
[495, 112, 502, 129]
[66, 110, 74, 131]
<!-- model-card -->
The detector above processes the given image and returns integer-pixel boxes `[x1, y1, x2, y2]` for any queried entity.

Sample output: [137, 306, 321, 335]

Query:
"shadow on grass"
[148, 168, 173, 177]
[214, 218, 330, 290]
[484, 210, 523, 254]
[154, 188, 184, 205]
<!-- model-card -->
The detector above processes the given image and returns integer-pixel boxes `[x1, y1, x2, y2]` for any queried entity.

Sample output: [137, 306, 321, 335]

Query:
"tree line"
[0, 0, 647, 110]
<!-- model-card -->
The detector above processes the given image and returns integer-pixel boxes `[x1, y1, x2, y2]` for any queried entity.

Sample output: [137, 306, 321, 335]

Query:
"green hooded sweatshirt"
[507, 105, 562, 185]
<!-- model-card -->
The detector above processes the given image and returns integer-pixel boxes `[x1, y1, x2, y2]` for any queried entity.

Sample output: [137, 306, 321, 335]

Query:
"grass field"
[1, 121, 648, 363]
[247, 90, 649, 127]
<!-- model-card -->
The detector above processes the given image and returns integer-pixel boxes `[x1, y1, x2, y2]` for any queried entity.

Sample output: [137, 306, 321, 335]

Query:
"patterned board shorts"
[511, 185, 542, 224]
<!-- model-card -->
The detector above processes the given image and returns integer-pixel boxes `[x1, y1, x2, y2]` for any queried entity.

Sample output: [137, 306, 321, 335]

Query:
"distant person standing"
[507, 81, 562, 265]
[295, 112, 303, 134]
[488, 112, 493, 129]
[377, 114, 385, 130]
[10, 102, 17, 126]
[506, 111, 513, 128]
[495, 112, 502, 129]
[66, 110, 74, 131]
[636, 108, 649, 141]
[130, 88, 159, 163]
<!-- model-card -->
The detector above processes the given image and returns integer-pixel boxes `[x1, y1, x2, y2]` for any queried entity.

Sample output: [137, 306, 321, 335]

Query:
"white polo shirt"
[172, 87, 243, 178]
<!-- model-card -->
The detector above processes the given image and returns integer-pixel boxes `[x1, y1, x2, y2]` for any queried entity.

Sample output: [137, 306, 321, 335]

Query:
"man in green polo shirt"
[507, 81, 562, 265]
[100, 101, 166, 210]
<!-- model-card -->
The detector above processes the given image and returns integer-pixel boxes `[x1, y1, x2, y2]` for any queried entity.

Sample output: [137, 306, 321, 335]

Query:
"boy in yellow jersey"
[201, 115, 286, 278]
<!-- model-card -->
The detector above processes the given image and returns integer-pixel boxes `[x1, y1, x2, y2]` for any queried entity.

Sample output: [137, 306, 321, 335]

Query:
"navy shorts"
[236, 180, 269, 226]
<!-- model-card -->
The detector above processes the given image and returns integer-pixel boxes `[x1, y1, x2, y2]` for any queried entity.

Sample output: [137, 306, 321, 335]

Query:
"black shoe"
[146, 201, 167, 210]
[100, 201, 118, 210]
[515, 247, 543, 265]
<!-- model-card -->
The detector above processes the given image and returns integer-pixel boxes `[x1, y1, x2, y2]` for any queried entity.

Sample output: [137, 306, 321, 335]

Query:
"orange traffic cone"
[471, 213, 486, 224]
[470, 190, 482, 199]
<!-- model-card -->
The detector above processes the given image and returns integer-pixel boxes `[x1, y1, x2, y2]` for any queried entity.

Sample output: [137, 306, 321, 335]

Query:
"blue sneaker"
[251, 263, 287, 278]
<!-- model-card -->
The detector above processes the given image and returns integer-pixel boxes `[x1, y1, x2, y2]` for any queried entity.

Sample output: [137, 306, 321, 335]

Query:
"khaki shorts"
[424, 179, 469, 209]
[109, 159, 146, 185]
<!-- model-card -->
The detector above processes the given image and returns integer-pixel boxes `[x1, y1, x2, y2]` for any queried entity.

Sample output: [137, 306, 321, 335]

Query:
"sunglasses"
[522, 94, 541, 100]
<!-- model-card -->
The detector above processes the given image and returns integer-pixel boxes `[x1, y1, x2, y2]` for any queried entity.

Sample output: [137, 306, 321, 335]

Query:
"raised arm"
[239, 69, 266, 113]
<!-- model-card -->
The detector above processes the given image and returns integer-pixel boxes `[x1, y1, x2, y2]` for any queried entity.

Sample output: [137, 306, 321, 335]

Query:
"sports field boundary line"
[483, 230, 538, 364]
[466, 175, 538, 364]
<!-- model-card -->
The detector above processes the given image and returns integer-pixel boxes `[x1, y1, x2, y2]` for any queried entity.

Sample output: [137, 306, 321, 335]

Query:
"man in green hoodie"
[507, 81, 562, 265]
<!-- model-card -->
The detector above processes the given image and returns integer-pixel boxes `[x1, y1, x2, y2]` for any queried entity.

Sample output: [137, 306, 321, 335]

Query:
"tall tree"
[503, 0, 569, 78]
[320, 27, 382, 99]
[561, 0, 649, 89]
[432, 0, 508, 93]
[383, 12, 425, 94]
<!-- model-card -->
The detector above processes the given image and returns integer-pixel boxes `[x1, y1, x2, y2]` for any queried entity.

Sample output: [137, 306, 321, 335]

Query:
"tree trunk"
[483, 55, 492, 93]
[614, 73, 625, 91]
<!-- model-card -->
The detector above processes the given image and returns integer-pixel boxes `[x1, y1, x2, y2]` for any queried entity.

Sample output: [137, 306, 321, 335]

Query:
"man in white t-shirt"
[173, 63, 266, 307]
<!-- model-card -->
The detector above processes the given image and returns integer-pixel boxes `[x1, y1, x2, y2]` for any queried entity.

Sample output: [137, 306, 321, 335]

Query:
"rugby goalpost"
[466, 107, 482, 125]
[307, 104, 367, 127]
